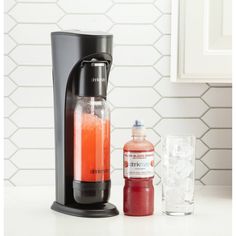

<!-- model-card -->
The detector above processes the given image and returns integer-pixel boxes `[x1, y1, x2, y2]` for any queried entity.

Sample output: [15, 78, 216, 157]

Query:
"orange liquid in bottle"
[74, 113, 110, 182]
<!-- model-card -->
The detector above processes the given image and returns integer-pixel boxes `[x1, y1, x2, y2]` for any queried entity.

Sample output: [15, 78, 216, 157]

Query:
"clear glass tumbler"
[161, 136, 195, 216]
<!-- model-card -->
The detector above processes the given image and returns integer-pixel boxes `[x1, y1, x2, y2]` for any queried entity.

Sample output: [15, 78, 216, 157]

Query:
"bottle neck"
[133, 135, 145, 141]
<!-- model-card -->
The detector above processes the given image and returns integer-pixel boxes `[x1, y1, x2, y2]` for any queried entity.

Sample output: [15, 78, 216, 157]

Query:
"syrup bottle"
[123, 120, 154, 216]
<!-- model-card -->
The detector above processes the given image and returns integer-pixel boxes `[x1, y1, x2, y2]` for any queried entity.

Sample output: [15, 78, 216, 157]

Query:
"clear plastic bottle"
[73, 96, 111, 204]
[123, 121, 154, 216]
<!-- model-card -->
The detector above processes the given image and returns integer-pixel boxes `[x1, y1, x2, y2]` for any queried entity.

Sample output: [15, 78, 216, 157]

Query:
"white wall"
[4, 0, 232, 186]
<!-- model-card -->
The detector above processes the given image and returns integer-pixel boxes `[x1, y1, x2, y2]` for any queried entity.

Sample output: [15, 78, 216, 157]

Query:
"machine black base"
[51, 201, 119, 218]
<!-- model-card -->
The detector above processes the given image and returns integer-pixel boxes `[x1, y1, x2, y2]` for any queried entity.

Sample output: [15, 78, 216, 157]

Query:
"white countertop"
[5, 186, 231, 236]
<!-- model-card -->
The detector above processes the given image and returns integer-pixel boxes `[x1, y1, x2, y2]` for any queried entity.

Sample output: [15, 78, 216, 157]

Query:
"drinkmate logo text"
[124, 151, 154, 178]
[92, 77, 106, 82]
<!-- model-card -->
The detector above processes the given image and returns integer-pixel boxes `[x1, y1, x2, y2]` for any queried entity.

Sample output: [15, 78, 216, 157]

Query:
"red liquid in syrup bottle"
[123, 120, 154, 216]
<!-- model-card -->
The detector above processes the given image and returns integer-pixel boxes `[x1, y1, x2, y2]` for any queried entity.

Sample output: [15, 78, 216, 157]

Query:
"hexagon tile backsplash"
[4, 0, 232, 186]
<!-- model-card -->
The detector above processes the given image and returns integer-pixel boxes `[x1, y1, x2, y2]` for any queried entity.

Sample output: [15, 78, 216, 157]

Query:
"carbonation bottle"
[73, 61, 111, 205]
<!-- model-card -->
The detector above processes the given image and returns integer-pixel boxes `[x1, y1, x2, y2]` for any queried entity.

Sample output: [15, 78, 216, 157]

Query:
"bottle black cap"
[75, 59, 108, 99]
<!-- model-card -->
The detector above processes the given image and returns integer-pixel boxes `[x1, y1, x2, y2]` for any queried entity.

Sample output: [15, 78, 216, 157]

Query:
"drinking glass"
[161, 136, 195, 216]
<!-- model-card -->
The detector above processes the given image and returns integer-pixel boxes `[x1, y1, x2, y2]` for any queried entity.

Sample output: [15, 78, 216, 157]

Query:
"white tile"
[4, 160, 17, 179]
[202, 108, 232, 128]
[111, 108, 160, 128]
[107, 4, 161, 23]
[4, 98, 17, 117]
[202, 150, 232, 169]
[113, 0, 154, 2]
[10, 66, 52, 86]
[11, 129, 54, 148]
[10, 108, 54, 127]
[202, 129, 232, 148]
[10, 45, 51, 65]
[195, 180, 204, 185]
[208, 83, 232, 87]
[154, 15, 171, 34]
[202, 88, 232, 107]
[154, 153, 161, 166]
[4, 139, 17, 159]
[195, 160, 208, 179]
[110, 67, 160, 87]
[110, 25, 161, 45]
[10, 87, 53, 107]
[4, 14, 16, 33]
[155, 0, 171, 13]
[4, 76, 17, 96]
[114, 46, 160, 66]
[4, 34, 16, 54]
[58, 15, 112, 31]
[107, 82, 113, 94]
[9, 3, 64, 23]
[107, 101, 114, 111]
[155, 98, 208, 118]
[155, 155, 161, 168]
[4, 0, 16, 12]
[155, 172, 162, 184]
[10, 24, 60, 44]
[110, 165, 114, 173]
[108, 88, 160, 107]
[155, 77, 209, 97]
[111, 169, 123, 185]
[4, 180, 14, 187]
[4, 56, 16, 75]
[155, 161, 161, 175]
[154, 174, 161, 185]
[154, 142, 162, 157]
[111, 129, 132, 148]
[111, 149, 123, 169]
[201, 170, 232, 185]
[58, 0, 112, 13]
[4, 118, 17, 138]
[155, 119, 208, 138]
[155, 35, 171, 55]
[196, 139, 208, 159]
[11, 170, 55, 186]
[16, 0, 57, 1]
[111, 128, 160, 149]
[154, 56, 170, 76]
[11, 149, 55, 169]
